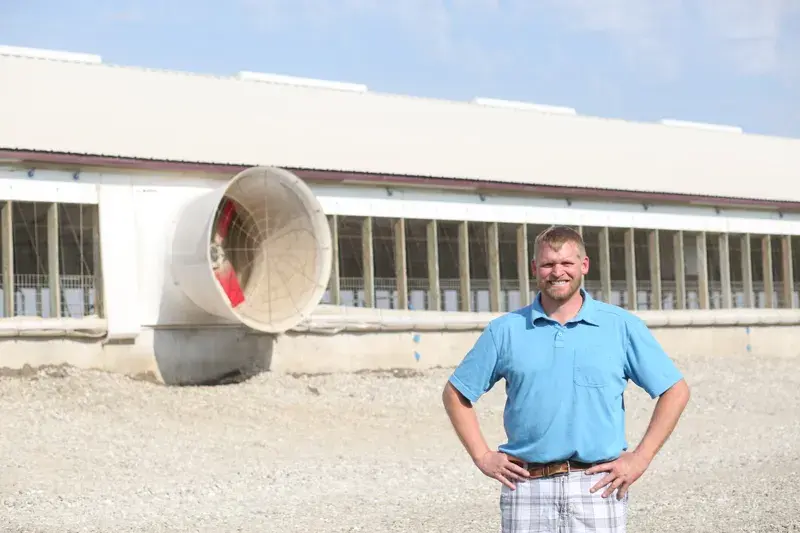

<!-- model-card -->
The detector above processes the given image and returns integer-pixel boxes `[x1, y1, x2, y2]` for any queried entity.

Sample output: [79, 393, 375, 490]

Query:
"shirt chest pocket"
[573, 344, 621, 388]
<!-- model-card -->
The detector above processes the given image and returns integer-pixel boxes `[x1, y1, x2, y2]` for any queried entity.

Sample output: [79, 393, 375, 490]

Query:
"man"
[442, 225, 690, 532]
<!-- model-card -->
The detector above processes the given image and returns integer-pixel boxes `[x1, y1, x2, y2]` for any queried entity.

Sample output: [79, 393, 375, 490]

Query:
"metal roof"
[1, 46, 799, 203]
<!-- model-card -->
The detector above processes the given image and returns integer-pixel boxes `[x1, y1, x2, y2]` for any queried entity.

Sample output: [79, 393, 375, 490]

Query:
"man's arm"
[442, 382, 492, 461]
[442, 382, 529, 489]
[633, 377, 690, 462]
[587, 378, 690, 499]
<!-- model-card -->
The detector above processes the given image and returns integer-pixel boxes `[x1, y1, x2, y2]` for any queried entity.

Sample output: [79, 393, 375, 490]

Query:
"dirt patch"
[0, 363, 71, 379]
[130, 370, 162, 384]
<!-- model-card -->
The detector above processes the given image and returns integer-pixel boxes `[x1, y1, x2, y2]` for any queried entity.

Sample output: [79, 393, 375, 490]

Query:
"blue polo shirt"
[448, 289, 683, 465]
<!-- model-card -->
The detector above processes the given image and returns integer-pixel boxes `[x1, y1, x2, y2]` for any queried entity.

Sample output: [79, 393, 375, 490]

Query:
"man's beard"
[537, 276, 582, 302]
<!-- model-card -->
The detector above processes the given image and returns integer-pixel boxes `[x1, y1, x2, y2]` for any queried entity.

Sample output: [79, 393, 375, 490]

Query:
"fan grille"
[208, 167, 331, 331]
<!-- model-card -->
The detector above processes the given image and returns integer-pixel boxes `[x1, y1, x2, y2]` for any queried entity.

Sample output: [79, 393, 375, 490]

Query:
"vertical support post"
[426, 220, 440, 311]
[47, 203, 60, 318]
[577, 226, 585, 289]
[487, 222, 501, 312]
[762, 235, 774, 309]
[624, 228, 637, 311]
[516, 223, 530, 307]
[458, 221, 471, 312]
[648, 229, 662, 310]
[361, 217, 374, 308]
[328, 215, 340, 305]
[718, 233, 732, 309]
[1, 201, 13, 317]
[741, 234, 753, 308]
[673, 231, 686, 310]
[696, 232, 709, 310]
[598, 227, 611, 303]
[91, 204, 103, 317]
[781, 235, 794, 309]
[393, 218, 408, 310]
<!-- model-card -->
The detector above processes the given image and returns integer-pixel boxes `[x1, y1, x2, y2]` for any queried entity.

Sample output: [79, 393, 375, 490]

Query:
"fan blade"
[215, 261, 245, 307]
[212, 199, 246, 307]
[216, 199, 236, 239]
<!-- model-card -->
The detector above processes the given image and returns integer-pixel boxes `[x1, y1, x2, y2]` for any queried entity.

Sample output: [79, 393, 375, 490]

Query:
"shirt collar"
[530, 287, 599, 327]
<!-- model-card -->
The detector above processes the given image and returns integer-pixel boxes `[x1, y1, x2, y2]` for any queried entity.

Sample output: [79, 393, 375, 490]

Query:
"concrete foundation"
[271, 324, 800, 374]
[2, 309, 800, 384]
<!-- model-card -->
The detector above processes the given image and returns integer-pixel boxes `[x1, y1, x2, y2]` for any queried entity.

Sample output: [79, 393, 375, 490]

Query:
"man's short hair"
[533, 225, 586, 259]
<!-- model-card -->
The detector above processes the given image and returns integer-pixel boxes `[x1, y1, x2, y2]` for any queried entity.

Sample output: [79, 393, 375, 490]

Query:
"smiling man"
[442, 225, 690, 533]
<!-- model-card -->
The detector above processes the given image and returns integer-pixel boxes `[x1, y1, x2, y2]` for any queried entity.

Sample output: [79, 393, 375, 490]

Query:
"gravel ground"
[1, 351, 799, 533]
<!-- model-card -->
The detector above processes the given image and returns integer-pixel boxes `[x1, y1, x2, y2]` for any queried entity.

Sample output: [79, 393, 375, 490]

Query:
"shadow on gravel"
[152, 327, 274, 387]
[186, 366, 266, 386]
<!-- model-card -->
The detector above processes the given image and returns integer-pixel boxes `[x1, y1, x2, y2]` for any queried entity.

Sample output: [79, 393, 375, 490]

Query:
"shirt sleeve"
[448, 324, 502, 403]
[623, 316, 684, 399]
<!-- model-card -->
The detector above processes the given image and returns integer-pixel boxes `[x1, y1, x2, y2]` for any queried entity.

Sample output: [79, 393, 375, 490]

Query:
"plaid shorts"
[500, 469, 628, 532]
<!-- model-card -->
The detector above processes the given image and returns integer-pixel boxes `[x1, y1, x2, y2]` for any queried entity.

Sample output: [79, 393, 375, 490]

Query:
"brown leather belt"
[511, 459, 594, 480]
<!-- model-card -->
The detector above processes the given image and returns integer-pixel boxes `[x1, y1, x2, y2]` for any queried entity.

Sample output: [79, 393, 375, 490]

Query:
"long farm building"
[1, 45, 799, 384]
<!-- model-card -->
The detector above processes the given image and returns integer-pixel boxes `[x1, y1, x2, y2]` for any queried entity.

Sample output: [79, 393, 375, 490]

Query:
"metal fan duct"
[171, 166, 332, 333]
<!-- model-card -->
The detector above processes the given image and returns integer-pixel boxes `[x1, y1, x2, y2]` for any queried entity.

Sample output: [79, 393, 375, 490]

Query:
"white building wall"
[4, 163, 800, 341]
[0, 167, 99, 204]
[312, 183, 800, 236]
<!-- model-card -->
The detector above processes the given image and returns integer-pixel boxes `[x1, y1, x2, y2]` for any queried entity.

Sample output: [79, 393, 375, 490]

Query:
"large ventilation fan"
[171, 166, 333, 333]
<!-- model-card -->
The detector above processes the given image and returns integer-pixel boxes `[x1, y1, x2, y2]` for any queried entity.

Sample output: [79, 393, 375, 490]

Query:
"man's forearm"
[442, 382, 492, 463]
[634, 378, 690, 462]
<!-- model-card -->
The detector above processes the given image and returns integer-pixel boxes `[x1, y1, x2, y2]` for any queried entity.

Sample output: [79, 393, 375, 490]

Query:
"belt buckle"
[554, 461, 570, 477]
[529, 461, 571, 479]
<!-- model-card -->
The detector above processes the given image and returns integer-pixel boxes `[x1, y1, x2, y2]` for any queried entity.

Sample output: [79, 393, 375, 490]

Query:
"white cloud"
[697, 0, 800, 76]
[542, 0, 800, 79]
[238, 0, 510, 75]
[235, 0, 800, 82]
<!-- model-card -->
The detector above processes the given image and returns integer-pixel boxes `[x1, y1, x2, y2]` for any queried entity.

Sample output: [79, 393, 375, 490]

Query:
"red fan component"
[212, 199, 245, 307]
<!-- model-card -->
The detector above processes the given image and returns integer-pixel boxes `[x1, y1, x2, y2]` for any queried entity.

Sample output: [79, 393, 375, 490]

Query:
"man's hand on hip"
[585, 450, 651, 500]
[475, 451, 531, 490]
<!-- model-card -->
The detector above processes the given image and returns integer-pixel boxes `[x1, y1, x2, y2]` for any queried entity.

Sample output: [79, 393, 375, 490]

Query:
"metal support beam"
[577, 226, 585, 289]
[1, 201, 12, 317]
[517, 223, 530, 307]
[487, 222, 501, 312]
[328, 214, 340, 305]
[741, 234, 753, 308]
[762, 235, 774, 309]
[696, 232, 709, 310]
[598, 227, 611, 303]
[458, 221, 470, 312]
[781, 235, 794, 308]
[648, 229, 662, 310]
[393, 218, 408, 310]
[673, 231, 686, 310]
[47, 203, 60, 318]
[91, 205, 104, 318]
[624, 228, 637, 311]
[426, 220, 440, 311]
[718, 233, 732, 309]
[361, 217, 374, 308]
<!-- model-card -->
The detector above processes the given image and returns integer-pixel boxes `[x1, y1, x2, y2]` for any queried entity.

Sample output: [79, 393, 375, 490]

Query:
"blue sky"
[2, 0, 799, 138]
